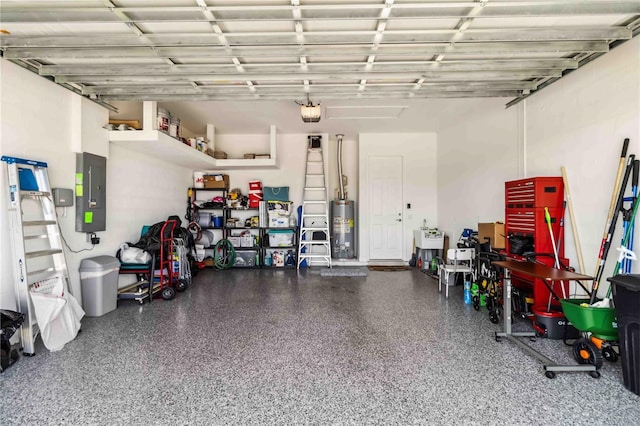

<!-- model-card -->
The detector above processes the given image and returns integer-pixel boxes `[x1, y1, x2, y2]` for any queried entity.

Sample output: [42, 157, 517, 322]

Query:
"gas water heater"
[331, 134, 356, 259]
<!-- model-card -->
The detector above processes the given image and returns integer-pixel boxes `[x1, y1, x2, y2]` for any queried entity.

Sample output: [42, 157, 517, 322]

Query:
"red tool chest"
[505, 177, 564, 258]
[504, 177, 568, 311]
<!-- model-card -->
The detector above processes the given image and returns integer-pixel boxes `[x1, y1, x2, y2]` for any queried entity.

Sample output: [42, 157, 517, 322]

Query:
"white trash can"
[79, 256, 121, 317]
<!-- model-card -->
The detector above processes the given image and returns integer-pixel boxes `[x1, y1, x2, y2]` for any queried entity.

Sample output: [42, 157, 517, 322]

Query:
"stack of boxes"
[249, 180, 263, 208]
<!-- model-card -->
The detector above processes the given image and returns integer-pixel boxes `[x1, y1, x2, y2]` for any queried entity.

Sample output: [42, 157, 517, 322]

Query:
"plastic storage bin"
[79, 256, 121, 317]
[233, 251, 257, 268]
[268, 229, 294, 247]
[609, 274, 640, 396]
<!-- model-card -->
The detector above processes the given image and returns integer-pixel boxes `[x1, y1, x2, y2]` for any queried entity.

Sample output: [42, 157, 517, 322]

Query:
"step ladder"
[297, 137, 332, 269]
[1, 156, 74, 355]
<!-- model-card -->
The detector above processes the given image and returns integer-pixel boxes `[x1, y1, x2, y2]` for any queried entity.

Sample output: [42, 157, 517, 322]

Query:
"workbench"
[492, 259, 600, 379]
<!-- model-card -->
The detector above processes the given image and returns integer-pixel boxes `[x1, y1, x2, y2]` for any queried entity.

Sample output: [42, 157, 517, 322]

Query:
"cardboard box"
[108, 119, 142, 130]
[213, 151, 228, 159]
[203, 174, 229, 189]
[478, 222, 506, 249]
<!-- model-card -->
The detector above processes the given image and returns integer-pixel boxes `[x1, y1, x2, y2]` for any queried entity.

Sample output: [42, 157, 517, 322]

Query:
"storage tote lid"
[79, 255, 121, 271]
[267, 229, 294, 234]
[607, 274, 640, 292]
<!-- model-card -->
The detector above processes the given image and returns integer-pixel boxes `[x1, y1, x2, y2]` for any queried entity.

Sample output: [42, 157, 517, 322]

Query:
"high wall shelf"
[108, 101, 277, 169]
[109, 130, 217, 169]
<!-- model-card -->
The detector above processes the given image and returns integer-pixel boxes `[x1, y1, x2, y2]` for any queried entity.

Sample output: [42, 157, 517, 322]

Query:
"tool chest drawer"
[505, 177, 564, 209]
[505, 207, 565, 257]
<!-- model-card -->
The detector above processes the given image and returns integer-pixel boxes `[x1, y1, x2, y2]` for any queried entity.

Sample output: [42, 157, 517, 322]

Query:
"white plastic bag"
[119, 243, 151, 264]
[30, 278, 84, 352]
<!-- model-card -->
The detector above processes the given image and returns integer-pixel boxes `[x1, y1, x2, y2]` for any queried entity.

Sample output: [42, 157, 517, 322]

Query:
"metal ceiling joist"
[82, 81, 537, 96]
[97, 90, 523, 102]
[38, 59, 578, 76]
[2, 2, 639, 22]
[0, 1, 637, 105]
[0, 27, 630, 47]
[2, 41, 610, 60]
[100, 0, 175, 69]
[415, 0, 485, 95]
[55, 69, 563, 85]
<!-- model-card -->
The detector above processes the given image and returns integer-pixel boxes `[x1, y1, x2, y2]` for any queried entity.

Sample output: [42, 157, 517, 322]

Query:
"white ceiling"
[1, 1, 639, 134]
[1, 1, 639, 106]
[156, 97, 501, 134]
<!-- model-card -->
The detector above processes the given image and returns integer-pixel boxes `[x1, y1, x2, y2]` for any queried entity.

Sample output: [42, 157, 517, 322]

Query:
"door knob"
[396, 218, 402, 222]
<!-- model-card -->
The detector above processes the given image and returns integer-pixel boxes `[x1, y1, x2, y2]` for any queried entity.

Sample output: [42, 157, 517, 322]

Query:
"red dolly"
[153, 219, 189, 300]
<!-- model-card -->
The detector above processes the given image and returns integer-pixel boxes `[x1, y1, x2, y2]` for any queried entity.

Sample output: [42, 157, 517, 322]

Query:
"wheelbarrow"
[560, 298, 619, 370]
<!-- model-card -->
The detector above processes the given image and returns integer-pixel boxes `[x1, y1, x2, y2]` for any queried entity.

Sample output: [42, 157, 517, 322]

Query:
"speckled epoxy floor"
[1, 268, 639, 425]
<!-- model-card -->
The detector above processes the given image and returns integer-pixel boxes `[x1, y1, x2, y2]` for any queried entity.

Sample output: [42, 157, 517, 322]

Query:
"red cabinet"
[505, 177, 564, 259]
[505, 177, 567, 311]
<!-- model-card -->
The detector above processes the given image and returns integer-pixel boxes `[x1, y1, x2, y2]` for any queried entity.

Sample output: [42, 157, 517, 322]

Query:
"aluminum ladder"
[297, 138, 331, 268]
[1, 156, 74, 355]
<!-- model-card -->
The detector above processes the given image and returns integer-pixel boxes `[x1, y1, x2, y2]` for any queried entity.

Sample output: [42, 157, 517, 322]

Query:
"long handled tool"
[561, 166, 586, 274]
[592, 138, 628, 284]
[555, 200, 567, 257]
[607, 183, 640, 299]
[544, 207, 566, 310]
[621, 160, 639, 273]
[591, 142, 634, 304]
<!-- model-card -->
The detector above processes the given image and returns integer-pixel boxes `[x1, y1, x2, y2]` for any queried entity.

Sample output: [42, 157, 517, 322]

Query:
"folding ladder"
[1, 156, 74, 355]
[297, 137, 332, 268]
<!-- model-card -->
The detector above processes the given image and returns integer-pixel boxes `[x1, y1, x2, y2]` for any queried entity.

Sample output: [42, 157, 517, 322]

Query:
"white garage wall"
[1, 59, 81, 308]
[211, 133, 329, 216]
[327, 134, 359, 204]
[436, 37, 640, 298]
[525, 36, 640, 296]
[437, 99, 522, 244]
[2, 34, 639, 309]
[0, 59, 192, 309]
[358, 133, 437, 262]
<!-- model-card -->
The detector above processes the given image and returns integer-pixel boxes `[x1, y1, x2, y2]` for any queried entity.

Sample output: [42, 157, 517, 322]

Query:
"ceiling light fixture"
[296, 94, 321, 123]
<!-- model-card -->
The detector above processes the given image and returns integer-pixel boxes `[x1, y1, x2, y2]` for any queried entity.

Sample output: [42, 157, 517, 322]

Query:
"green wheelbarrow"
[560, 298, 619, 369]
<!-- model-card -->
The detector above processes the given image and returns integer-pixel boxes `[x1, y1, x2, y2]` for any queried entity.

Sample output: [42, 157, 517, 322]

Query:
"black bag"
[508, 235, 534, 255]
[1, 309, 24, 372]
[130, 216, 183, 253]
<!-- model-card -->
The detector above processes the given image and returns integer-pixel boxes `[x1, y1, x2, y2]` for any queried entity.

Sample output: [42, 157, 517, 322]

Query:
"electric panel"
[75, 152, 106, 232]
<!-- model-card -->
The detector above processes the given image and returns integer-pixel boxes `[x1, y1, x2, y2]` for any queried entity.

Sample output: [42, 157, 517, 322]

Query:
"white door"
[369, 155, 403, 260]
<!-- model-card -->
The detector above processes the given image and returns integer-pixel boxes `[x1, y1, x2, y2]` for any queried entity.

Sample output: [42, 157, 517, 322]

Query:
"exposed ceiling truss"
[1, 1, 639, 106]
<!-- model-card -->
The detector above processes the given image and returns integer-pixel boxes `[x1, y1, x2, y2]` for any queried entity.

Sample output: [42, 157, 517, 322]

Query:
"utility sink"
[414, 229, 444, 249]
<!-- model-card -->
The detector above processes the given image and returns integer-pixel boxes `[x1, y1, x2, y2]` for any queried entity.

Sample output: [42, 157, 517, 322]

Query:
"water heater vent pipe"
[337, 134, 345, 200]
